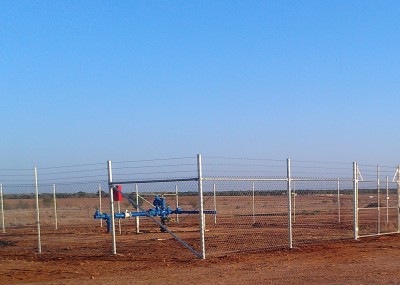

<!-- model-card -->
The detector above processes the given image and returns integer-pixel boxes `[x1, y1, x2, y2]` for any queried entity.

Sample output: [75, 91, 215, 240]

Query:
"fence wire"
[0, 157, 399, 259]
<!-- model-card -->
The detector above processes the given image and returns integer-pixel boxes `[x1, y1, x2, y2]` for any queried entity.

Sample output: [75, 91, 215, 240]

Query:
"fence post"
[197, 154, 206, 259]
[287, 158, 293, 249]
[53, 184, 58, 230]
[98, 184, 103, 228]
[107, 161, 117, 255]
[34, 167, 42, 254]
[135, 184, 140, 233]
[337, 178, 341, 223]
[175, 185, 179, 224]
[353, 162, 359, 240]
[1, 184, 5, 233]
[386, 176, 389, 224]
[377, 165, 380, 234]
[252, 181, 255, 225]
[397, 165, 400, 233]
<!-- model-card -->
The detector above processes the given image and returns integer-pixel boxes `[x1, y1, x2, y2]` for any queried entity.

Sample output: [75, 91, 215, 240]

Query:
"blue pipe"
[94, 196, 216, 233]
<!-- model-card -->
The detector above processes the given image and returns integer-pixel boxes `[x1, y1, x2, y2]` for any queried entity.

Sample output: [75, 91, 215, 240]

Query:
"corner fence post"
[197, 154, 206, 259]
[353, 162, 359, 240]
[287, 158, 293, 249]
[108, 160, 117, 255]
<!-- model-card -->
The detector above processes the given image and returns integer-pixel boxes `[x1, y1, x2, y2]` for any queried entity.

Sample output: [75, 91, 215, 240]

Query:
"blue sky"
[1, 1, 400, 168]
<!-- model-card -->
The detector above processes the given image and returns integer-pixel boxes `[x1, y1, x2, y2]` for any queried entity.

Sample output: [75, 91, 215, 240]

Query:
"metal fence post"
[337, 178, 341, 223]
[0, 184, 5, 234]
[98, 184, 103, 228]
[135, 184, 140, 233]
[53, 184, 58, 230]
[252, 181, 255, 225]
[397, 165, 400, 233]
[377, 165, 380, 234]
[386, 176, 389, 224]
[353, 162, 359, 240]
[197, 154, 206, 259]
[287, 158, 293, 249]
[107, 161, 117, 255]
[34, 167, 42, 254]
[213, 183, 217, 224]
[175, 185, 179, 224]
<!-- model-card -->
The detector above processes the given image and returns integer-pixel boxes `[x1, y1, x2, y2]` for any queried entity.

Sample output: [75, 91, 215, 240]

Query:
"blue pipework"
[94, 195, 216, 233]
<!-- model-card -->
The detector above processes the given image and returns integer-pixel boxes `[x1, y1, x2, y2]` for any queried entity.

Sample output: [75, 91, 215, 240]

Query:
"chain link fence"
[0, 156, 399, 259]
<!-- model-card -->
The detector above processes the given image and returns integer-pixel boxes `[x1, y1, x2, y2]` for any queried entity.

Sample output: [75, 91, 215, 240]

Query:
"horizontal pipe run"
[202, 177, 288, 182]
[109, 177, 198, 185]
[203, 177, 354, 182]
[180, 210, 216, 215]
[292, 178, 353, 182]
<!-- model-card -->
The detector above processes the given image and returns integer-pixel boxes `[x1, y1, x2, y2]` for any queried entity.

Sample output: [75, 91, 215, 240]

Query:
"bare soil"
[1, 196, 400, 284]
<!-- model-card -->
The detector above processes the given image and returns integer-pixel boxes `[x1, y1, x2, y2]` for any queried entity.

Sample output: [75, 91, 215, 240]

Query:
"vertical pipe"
[252, 181, 255, 225]
[197, 154, 206, 259]
[99, 184, 103, 228]
[53, 184, 58, 230]
[287, 159, 292, 249]
[337, 178, 341, 223]
[386, 176, 389, 224]
[213, 183, 217, 224]
[175, 185, 179, 224]
[107, 161, 116, 255]
[377, 165, 380, 234]
[0, 184, 5, 234]
[135, 184, 140, 233]
[353, 162, 359, 240]
[34, 167, 42, 254]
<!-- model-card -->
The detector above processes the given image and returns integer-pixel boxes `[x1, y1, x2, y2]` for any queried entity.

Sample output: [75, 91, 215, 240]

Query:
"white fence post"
[397, 165, 400, 233]
[197, 154, 206, 259]
[337, 178, 341, 223]
[353, 162, 359, 240]
[135, 184, 140, 233]
[386, 176, 389, 224]
[252, 181, 256, 225]
[175, 185, 179, 224]
[377, 165, 380, 234]
[107, 161, 117, 255]
[98, 184, 103, 228]
[1, 184, 5, 234]
[34, 167, 42, 254]
[287, 158, 293, 249]
[53, 184, 58, 230]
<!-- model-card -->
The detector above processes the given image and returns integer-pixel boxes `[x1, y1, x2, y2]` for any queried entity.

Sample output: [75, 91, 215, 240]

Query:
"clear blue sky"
[1, 1, 400, 168]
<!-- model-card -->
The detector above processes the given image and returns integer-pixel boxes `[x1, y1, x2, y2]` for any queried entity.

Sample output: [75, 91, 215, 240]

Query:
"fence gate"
[357, 164, 400, 237]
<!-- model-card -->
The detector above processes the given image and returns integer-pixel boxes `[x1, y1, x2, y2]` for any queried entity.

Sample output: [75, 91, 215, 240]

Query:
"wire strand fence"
[0, 155, 399, 259]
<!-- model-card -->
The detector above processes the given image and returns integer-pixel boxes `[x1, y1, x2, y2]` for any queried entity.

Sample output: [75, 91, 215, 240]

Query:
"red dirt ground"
[1, 196, 400, 284]
[1, 233, 400, 284]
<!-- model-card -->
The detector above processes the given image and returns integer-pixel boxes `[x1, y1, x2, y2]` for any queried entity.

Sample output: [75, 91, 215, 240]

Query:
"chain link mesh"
[0, 157, 399, 259]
